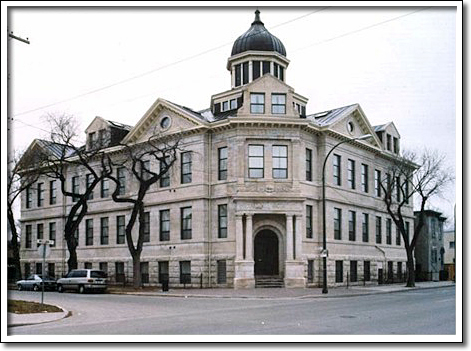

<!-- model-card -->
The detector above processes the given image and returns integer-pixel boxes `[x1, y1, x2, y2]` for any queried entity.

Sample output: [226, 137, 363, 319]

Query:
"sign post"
[37, 239, 54, 305]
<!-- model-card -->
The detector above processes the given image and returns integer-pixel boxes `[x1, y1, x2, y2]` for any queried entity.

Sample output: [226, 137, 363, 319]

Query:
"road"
[8, 286, 455, 336]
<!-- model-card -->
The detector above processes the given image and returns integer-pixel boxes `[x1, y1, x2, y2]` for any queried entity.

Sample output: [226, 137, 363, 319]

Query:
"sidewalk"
[7, 281, 454, 328]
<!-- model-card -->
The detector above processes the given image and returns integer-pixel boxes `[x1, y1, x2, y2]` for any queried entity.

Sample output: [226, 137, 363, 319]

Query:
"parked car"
[16, 274, 57, 291]
[56, 269, 107, 293]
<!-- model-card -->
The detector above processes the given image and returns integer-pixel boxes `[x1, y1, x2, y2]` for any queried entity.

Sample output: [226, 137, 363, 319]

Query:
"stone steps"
[255, 276, 284, 288]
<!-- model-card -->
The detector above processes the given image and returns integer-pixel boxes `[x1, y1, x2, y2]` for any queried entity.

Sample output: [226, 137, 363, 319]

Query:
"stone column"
[235, 215, 243, 260]
[248, 61, 253, 83]
[231, 65, 235, 88]
[246, 214, 253, 261]
[286, 215, 294, 261]
[295, 215, 303, 261]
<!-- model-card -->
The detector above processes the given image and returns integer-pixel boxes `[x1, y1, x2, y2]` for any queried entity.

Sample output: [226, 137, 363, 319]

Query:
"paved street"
[7, 286, 455, 336]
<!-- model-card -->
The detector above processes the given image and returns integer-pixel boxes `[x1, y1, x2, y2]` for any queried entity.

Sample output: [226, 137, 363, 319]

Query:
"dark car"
[16, 274, 57, 291]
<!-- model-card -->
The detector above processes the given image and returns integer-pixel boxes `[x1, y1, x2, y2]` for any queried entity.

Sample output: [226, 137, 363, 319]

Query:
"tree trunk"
[132, 254, 141, 289]
[406, 248, 415, 287]
[8, 206, 22, 280]
[66, 238, 78, 272]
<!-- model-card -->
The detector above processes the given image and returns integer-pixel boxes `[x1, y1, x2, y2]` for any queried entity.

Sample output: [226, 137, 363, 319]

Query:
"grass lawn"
[8, 300, 63, 314]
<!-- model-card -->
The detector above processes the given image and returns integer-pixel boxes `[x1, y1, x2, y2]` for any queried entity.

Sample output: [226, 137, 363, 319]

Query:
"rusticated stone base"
[234, 260, 255, 289]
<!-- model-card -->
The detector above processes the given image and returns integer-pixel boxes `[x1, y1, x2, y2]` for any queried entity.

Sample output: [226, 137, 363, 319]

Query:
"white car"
[16, 274, 57, 291]
[56, 269, 107, 293]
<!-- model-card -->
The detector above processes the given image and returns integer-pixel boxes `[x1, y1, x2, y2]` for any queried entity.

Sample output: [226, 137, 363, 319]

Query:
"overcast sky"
[4, 3, 460, 223]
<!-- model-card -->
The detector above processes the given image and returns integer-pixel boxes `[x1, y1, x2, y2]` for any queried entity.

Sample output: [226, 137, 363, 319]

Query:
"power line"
[12, 9, 328, 119]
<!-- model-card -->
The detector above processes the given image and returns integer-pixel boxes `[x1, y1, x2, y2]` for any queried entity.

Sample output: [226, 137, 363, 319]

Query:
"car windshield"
[91, 271, 107, 278]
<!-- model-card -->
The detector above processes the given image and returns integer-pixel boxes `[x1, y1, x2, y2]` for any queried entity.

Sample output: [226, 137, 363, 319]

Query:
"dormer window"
[393, 137, 399, 154]
[250, 93, 265, 114]
[386, 134, 392, 151]
[88, 132, 97, 149]
[272, 94, 286, 114]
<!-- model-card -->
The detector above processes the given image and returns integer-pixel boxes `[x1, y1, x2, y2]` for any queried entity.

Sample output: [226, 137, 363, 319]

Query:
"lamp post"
[321, 134, 372, 294]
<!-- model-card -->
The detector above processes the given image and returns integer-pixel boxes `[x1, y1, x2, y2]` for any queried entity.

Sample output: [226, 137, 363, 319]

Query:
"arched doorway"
[254, 230, 279, 276]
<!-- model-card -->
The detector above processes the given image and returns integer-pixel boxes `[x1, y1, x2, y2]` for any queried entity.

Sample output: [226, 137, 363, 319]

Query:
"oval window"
[160, 116, 171, 129]
[347, 121, 355, 134]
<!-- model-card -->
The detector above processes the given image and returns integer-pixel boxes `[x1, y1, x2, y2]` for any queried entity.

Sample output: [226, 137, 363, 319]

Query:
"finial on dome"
[252, 9, 264, 25]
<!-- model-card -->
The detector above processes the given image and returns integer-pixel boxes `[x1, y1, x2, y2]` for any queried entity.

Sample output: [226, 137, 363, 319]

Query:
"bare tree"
[106, 134, 180, 288]
[7, 150, 42, 280]
[380, 149, 453, 287]
[39, 113, 113, 272]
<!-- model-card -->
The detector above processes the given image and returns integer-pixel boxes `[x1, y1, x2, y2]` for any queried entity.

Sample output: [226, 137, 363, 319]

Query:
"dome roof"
[231, 10, 286, 57]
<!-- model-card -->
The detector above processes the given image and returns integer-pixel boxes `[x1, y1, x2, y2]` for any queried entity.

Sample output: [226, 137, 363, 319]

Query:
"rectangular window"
[48, 263, 55, 279]
[271, 94, 286, 114]
[306, 148, 312, 181]
[272, 145, 288, 179]
[99, 262, 108, 275]
[250, 93, 265, 114]
[36, 262, 42, 275]
[361, 164, 368, 193]
[347, 159, 355, 189]
[117, 215, 125, 244]
[431, 218, 436, 238]
[143, 212, 150, 243]
[306, 205, 313, 239]
[160, 157, 171, 188]
[115, 262, 125, 283]
[279, 66, 284, 81]
[333, 154, 341, 186]
[253, 60, 260, 80]
[376, 216, 382, 244]
[86, 219, 93, 246]
[181, 152, 192, 184]
[101, 178, 109, 198]
[218, 147, 228, 181]
[405, 180, 409, 204]
[334, 208, 342, 240]
[100, 217, 109, 245]
[450, 241, 455, 249]
[230, 99, 237, 110]
[49, 222, 56, 247]
[222, 101, 229, 112]
[386, 173, 391, 195]
[159, 210, 170, 241]
[71, 177, 79, 202]
[335, 260, 343, 283]
[25, 225, 32, 248]
[388, 261, 394, 281]
[181, 207, 192, 240]
[362, 213, 369, 243]
[37, 182, 44, 207]
[141, 262, 149, 284]
[26, 185, 32, 209]
[49, 181, 57, 205]
[180, 261, 191, 284]
[218, 204, 228, 239]
[307, 260, 314, 283]
[83, 175, 92, 202]
[159, 261, 169, 283]
[242, 62, 249, 85]
[262, 61, 270, 75]
[386, 134, 392, 151]
[397, 262, 402, 280]
[396, 177, 401, 202]
[235, 64, 241, 87]
[393, 137, 399, 154]
[84, 262, 92, 269]
[396, 226, 401, 246]
[273, 62, 279, 78]
[248, 145, 264, 178]
[350, 261, 358, 282]
[375, 170, 381, 197]
[117, 167, 126, 195]
[348, 211, 356, 241]
[364, 261, 371, 281]
[36, 223, 44, 247]
[386, 219, 392, 245]
[74, 228, 79, 247]
[217, 260, 227, 284]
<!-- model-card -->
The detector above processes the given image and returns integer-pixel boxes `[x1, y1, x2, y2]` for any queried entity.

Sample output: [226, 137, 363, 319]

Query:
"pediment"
[248, 73, 294, 93]
[122, 98, 207, 144]
[85, 116, 109, 134]
[327, 105, 382, 149]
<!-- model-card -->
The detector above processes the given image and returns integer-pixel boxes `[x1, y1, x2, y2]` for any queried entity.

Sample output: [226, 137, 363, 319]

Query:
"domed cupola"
[231, 10, 286, 57]
[227, 10, 290, 89]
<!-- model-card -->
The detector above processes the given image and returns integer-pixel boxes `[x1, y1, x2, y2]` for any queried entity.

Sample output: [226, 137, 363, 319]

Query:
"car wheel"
[78, 285, 85, 294]
[17, 284, 23, 291]
[33, 284, 39, 292]
[57, 285, 64, 293]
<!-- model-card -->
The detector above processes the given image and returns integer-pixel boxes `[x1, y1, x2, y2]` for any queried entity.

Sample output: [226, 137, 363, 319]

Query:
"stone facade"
[19, 11, 413, 289]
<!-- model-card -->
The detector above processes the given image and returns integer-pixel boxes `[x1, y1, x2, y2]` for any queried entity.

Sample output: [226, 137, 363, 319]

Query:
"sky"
[3, 2, 461, 225]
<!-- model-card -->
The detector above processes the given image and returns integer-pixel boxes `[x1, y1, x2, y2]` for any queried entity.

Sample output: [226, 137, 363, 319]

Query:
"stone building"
[19, 10, 413, 289]
[443, 229, 455, 281]
[414, 210, 446, 282]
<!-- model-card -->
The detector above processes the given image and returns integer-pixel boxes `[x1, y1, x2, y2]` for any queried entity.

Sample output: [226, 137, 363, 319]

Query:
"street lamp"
[321, 134, 372, 294]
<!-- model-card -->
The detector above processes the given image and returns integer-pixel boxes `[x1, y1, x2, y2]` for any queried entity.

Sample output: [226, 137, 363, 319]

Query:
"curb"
[7, 307, 71, 328]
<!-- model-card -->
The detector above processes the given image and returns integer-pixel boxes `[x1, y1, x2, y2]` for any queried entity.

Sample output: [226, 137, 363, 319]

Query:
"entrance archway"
[254, 230, 279, 276]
